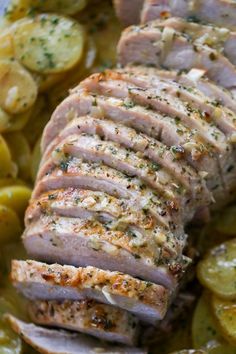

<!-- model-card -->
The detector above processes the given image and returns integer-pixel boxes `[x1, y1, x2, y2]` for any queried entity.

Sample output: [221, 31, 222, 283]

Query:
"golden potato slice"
[212, 296, 236, 345]
[0, 178, 25, 187]
[0, 185, 32, 218]
[192, 293, 220, 349]
[0, 32, 14, 59]
[5, 132, 31, 180]
[0, 298, 22, 354]
[214, 206, 236, 235]
[5, 0, 87, 20]
[33, 71, 66, 93]
[0, 59, 38, 114]
[0, 135, 17, 178]
[0, 205, 22, 244]
[0, 107, 11, 132]
[13, 14, 85, 74]
[197, 240, 236, 299]
[6, 109, 32, 132]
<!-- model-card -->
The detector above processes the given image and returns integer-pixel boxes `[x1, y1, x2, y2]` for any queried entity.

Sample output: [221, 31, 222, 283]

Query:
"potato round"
[192, 294, 220, 348]
[0, 185, 32, 218]
[0, 135, 17, 178]
[0, 59, 38, 114]
[0, 32, 14, 59]
[5, 132, 31, 180]
[0, 204, 22, 245]
[5, 0, 87, 20]
[12, 14, 85, 74]
[197, 240, 236, 299]
[0, 107, 11, 132]
[212, 296, 236, 345]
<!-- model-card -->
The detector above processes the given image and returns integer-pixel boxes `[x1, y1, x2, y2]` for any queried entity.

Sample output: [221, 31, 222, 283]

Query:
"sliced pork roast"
[7, 315, 147, 354]
[114, 0, 236, 28]
[11, 7, 236, 349]
[28, 299, 139, 346]
[11, 260, 170, 324]
[118, 21, 236, 88]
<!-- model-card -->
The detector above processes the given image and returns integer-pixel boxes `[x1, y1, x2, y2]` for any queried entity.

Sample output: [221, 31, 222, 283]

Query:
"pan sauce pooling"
[0, 0, 236, 353]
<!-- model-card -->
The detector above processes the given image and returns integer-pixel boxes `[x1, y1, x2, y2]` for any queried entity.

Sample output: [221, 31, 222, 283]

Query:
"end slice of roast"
[28, 299, 139, 346]
[11, 260, 170, 324]
[7, 315, 147, 354]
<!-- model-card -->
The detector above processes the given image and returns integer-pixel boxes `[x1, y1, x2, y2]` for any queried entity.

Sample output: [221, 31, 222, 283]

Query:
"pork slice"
[23, 215, 188, 288]
[113, 0, 144, 26]
[151, 17, 236, 66]
[12, 260, 170, 323]
[25, 188, 157, 231]
[28, 299, 139, 346]
[25, 188, 184, 261]
[141, 0, 236, 29]
[164, 69, 236, 114]
[117, 24, 236, 88]
[7, 315, 147, 354]
[131, 67, 236, 113]
[78, 73, 234, 198]
[41, 93, 216, 174]
[79, 73, 228, 154]
[116, 67, 236, 138]
[34, 158, 184, 231]
[42, 115, 204, 196]
[40, 133, 193, 217]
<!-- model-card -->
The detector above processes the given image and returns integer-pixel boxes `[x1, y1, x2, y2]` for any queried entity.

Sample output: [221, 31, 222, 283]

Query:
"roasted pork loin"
[11, 1, 236, 350]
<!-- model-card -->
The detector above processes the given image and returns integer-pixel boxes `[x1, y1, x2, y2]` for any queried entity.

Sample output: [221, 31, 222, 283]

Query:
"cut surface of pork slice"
[25, 188, 158, 232]
[41, 92, 218, 176]
[149, 68, 236, 114]
[114, 67, 236, 138]
[141, 0, 236, 29]
[113, 0, 144, 26]
[12, 260, 170, 323]
[23, 215, 188, 288]
[117, 23, 236, 88]
[7, 315, 147, 354]
[42, 115, 204, 196]
[25, 188, 184, 263]
[151, 17, 236, 66]
[28, 299, 139, 346]
[34, 158, 183, 231]
[79, 73, 228, 154]
[39, 133, 192, 216]
[78, 73, 235, 200]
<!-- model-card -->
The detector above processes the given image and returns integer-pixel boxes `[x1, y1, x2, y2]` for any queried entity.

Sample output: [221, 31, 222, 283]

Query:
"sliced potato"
[0, 32, 14, 59]
[5, 132, 31, 180]
[192, 293, 220, 348]
[0, 185, 32, 218]
[0, 107, 11, 132]
[13, 14, 85, 74]
[30, 136, 41, 182]
[5, 0, 87, 20]
[6, 108, 32, 132]
[197, 239, 236, 299]
[0, 134, 17, 178]
[0, 178, 25, 188]
[214, 206, 236, 235]
[212, 296, 236, 345]
[0, 59, 38, 114]
[0, 204, 22, 244]
[0, 298, 22, 354]
[207, 341, 236, 354]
